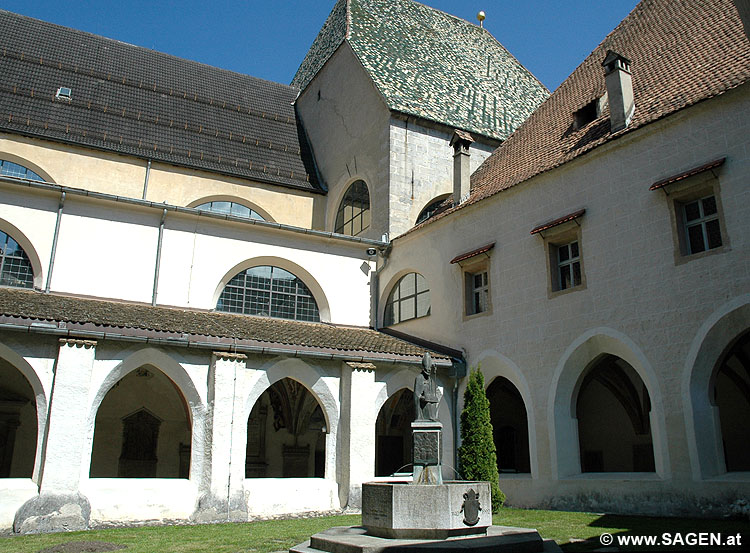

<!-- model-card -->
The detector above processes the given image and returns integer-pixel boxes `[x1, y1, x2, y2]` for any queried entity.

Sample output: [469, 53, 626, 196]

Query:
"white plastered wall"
[378, 84, 750, 514]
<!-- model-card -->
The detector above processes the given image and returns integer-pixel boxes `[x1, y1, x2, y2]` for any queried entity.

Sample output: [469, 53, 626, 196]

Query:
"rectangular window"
[465, 269, 489, 316]
[683, 195, 722, 254]
[557, 240, 582, 290]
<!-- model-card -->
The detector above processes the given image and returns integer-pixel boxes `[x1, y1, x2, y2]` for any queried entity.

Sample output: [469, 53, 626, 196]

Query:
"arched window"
[0, 160, 44, 181]
[217, 266, 320, 322]
[195, 200, 265, 221]
[335, 180, 370, 236]
[384, 273, 430, 326]
[0, 230, 34, 288]
[416, 195, 449, 225]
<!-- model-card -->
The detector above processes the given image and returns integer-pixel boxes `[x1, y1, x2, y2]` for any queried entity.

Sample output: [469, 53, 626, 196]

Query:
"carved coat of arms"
[461, 488, 481, 526]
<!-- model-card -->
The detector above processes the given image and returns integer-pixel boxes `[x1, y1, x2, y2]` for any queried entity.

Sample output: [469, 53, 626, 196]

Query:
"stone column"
[193, 352, 248, 523]
[340, 362, 377, 509]
[14, 338, 96, 533]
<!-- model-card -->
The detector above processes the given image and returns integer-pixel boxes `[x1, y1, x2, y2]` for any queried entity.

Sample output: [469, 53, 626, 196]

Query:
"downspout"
[152, 208, 167, 306]
[142, 159, 152, 200]
[371, 241, 392, 330]
[451, 357, 467, 478]
[44, 191, 65, 293]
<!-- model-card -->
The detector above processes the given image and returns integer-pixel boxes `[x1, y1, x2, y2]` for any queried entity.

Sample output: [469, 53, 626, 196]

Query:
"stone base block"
[191, 492, 248, 523]
[290, 525, 561, 553]
[362, 481, 491, 539]
[13, 493, 91, 534]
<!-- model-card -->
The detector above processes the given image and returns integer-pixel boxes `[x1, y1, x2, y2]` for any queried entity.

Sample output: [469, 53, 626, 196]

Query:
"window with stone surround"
[450, 243, 494, 318]
[384, 272, 430, 325]
[531, 209, 586, 296]
[650, 158, 728, 263]
[335, 180, 370, 236]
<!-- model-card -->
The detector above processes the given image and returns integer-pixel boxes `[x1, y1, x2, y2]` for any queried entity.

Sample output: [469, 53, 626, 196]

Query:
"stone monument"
[290, 353, 560, 553]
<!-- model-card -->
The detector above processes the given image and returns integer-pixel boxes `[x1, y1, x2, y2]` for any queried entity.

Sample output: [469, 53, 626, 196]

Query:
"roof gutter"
[0, 175, 386, 248]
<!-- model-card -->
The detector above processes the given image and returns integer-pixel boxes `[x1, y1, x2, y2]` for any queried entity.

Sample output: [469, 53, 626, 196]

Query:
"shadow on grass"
[563, 513, 750, 552]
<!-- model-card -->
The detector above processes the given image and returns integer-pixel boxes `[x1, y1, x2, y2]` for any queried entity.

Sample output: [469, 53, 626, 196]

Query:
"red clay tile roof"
[0, 288, 451, 363]
[409, 0, 750, 231]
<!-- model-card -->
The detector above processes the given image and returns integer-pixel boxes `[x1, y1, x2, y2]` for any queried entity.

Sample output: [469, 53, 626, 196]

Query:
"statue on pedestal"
[414, 352, 439, 422]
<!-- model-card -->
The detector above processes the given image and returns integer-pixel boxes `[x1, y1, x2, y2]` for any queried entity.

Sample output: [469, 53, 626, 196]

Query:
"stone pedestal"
[362, 481, 490, 539]
[411, 421, 442, 485]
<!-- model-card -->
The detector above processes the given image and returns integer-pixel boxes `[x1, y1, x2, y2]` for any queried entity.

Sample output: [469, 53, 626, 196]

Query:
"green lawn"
[0, 509, 747, 552]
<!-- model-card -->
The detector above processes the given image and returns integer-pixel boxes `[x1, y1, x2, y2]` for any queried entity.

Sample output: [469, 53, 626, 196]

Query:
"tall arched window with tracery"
[0, 230, 34, 288]
[384, 273, 430, 326]
[217, 266, 320, 322]
[0, 160, 44, 181]
[335, 180, 370, 236]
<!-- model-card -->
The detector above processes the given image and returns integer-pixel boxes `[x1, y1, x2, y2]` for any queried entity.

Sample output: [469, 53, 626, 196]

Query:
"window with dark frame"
[683, 195, 722, 255]
[0, 230, 34, 289]
[384, 273, 430, 325]
[216, 266, 320, 322]
[335, 180, 370, 236]
[195, 200, 265, 221]
[0, 160, 44, 181]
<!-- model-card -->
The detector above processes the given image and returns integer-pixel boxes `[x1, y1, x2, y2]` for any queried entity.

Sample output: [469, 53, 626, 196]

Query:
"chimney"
[602, 51, 634, 132]
[450, 130, 474, 205]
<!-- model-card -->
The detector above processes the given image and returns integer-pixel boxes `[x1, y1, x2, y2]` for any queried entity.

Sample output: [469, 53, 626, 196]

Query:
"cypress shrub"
[457, 366, 504, 513]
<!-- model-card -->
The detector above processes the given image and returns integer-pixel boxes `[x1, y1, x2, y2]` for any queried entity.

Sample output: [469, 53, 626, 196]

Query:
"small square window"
[665, 174, 728, 263]
[682, 195, 722, 255]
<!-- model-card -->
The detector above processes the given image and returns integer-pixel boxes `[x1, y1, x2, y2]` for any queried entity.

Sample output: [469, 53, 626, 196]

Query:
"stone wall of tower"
[388, 119, 495, 237]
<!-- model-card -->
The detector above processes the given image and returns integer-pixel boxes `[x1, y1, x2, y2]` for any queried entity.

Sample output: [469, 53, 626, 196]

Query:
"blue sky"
[2, 1, 639, 91]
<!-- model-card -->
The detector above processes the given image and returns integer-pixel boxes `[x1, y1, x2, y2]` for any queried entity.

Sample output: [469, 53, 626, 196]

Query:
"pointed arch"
[549, 328, 668, 479]
[474, 350, 538, 478]
[0, 342, 47, 482]
[683, 294, 750, 478]
[243, 357, 339, 479]
[83, 348, 205, 483]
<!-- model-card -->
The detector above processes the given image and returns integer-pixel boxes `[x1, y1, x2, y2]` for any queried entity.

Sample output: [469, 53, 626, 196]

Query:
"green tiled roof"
[292, 0, 549, 140]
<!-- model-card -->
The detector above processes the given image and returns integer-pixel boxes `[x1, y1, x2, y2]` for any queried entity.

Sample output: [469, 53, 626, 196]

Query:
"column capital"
[213, 351, 247, 360]
[59, 338, 97, 349]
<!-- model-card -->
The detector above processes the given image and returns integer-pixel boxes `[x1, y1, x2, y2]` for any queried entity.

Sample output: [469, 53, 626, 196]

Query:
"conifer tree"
[457, 366, 504, 513]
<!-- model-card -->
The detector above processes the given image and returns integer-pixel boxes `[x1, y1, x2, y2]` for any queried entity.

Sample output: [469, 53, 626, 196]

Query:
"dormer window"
[573, 98, 601, 129]
[55, 87, 72, 101]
